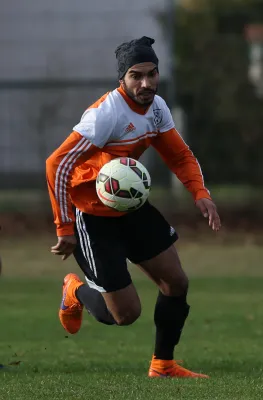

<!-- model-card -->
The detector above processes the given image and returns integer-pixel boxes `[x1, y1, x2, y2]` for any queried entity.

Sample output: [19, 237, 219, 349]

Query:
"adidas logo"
[125, 122, 136, 133]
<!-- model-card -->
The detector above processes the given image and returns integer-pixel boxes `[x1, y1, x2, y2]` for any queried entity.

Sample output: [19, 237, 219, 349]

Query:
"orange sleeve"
[151, 128, 211, 201]
[46, 131, 99, 236]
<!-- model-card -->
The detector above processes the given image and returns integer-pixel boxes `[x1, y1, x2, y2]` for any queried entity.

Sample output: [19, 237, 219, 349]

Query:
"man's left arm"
[151, 128, 221, 231]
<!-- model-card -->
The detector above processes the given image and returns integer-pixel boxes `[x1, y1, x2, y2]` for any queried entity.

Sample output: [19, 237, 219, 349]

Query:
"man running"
[46, 36, 221, 378]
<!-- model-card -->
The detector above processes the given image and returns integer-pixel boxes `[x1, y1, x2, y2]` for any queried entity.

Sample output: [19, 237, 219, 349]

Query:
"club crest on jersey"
[153, 109, 163, 125]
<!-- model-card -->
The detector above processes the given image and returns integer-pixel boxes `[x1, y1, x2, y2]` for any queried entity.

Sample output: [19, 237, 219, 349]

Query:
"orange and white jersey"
[72, 88, 175, 148]
[46, 86, 211, 236]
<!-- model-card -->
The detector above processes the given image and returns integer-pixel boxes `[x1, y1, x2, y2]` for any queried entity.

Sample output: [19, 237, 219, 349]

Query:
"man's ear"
[119, 80, 125, 89]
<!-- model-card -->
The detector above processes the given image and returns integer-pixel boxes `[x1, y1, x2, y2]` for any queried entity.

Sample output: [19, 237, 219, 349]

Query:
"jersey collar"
[117, 86, 151, 115]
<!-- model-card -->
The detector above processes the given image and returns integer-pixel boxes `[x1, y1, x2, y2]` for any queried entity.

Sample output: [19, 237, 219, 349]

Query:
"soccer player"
[46, 36, 221, 378]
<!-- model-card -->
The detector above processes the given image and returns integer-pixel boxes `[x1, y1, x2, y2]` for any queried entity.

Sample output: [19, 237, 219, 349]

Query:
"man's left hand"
[196, 198, 221, 231]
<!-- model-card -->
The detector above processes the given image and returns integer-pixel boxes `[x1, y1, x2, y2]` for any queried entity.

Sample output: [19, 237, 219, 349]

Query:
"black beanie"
[115, 36, 159, 79]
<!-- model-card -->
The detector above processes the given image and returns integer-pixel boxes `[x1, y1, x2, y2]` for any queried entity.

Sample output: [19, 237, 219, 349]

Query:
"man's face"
[120, 62, 159, 106]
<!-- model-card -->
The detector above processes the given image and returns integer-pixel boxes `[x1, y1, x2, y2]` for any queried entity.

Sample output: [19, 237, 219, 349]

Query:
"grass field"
[0, 237, 263, 399]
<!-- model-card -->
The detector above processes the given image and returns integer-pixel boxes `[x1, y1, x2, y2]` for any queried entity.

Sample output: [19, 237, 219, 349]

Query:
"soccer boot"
[148, 356, 209, 378]
[59, 273, 84, 334]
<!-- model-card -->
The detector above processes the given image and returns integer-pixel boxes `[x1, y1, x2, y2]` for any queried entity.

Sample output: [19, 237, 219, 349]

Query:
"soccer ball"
[96, 157, 151, 212]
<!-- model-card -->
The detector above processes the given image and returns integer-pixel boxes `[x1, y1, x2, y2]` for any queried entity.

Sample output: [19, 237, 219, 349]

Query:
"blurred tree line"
[160, 0, 263, 185]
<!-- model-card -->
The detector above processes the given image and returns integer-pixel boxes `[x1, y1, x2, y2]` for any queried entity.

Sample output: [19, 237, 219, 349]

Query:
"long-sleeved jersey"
[46, 86, 211, 237]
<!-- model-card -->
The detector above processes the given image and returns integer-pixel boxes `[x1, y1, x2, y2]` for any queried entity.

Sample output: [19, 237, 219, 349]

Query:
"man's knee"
[114, 304, 142, 326]
[160, 273, 189, 297]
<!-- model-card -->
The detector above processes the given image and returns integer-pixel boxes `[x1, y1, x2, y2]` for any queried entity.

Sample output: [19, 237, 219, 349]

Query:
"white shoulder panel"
[73, 93, 117, 148]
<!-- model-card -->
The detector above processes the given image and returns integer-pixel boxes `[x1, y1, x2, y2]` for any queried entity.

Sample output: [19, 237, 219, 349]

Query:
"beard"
[122, 81, 158, 106]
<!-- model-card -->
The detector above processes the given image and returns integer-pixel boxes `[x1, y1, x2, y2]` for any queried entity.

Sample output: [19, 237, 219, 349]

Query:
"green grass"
[0, 238, 263, 399]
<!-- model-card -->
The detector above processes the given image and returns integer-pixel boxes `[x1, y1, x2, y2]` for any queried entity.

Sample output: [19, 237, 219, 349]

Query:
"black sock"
[76, 284, 116, 325]
[154, 291, 190, 360]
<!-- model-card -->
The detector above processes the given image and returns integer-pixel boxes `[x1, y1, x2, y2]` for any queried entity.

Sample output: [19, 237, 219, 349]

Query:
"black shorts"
[73, 202, 178, 293]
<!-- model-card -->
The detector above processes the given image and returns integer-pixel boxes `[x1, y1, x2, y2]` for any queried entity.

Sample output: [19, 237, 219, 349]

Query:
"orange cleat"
[59, 273, 84, 334]
[148, 356, 209, 378]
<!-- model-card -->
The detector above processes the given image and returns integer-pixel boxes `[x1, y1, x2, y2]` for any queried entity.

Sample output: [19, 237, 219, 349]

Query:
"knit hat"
[115, 36, 159, 79]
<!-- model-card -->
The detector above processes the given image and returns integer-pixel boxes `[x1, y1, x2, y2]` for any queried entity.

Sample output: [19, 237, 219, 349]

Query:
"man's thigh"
[125, 201, 178, 264]
[74, 209, 131, 293]
[121, 202, 187, 295]
[74, 209, 141, 323]
[138, 244, 188, 296]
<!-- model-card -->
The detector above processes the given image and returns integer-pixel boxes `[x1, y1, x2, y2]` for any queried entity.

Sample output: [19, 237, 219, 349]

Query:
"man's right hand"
[51, 235, 77, 260]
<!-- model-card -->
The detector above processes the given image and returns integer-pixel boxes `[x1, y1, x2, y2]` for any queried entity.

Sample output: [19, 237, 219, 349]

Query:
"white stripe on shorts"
[79, 210, 98, 278]
[75, 208, 98, 278]
[76, 209, 93, 272]
[85, 277, 106, 293]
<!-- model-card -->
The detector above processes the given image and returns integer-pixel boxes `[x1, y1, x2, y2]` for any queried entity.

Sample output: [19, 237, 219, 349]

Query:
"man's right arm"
[46, 99, 116, 238]
[46, 131, 99, 237]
